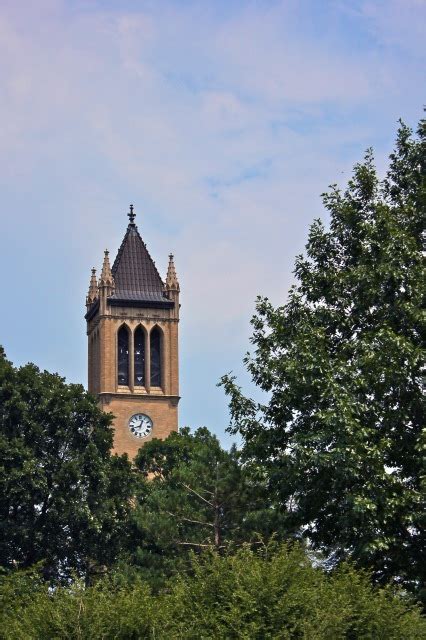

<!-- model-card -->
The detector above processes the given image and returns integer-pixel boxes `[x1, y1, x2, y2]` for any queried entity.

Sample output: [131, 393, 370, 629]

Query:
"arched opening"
[150, 326, 162, 387]
[117, 325, 130, 386]
[134, 326, 146, 387]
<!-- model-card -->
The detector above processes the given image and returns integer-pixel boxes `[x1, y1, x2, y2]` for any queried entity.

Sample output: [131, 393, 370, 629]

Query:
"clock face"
[128, 413, 153, 439]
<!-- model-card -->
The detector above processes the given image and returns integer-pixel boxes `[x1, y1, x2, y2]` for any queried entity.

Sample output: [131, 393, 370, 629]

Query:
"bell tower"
[85, 206, 180, 458]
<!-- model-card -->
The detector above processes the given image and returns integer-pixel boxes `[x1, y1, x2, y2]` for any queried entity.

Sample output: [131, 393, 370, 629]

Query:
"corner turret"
[86, 268, 98, 309]
[165, 254, 180, 319]
[99, 250, 115, 313]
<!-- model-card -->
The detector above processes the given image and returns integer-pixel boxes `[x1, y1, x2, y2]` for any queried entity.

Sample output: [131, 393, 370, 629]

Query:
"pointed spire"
[166, 253, 180, 291]
[86, 267, 98, 306]
[99, 250, 114, 288]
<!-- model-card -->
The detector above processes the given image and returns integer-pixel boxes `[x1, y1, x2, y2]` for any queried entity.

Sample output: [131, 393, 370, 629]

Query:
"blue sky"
[0, 0, 424, 446]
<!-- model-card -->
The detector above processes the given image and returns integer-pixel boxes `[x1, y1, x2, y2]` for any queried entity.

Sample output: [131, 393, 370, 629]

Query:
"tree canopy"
[2, 543, 424, 639]
[0, 347, 134, 582]
[221, 119, 425, 597]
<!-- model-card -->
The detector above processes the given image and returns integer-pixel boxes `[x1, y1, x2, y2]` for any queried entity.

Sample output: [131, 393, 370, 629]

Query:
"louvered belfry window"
[117, 326, 129, 385]
[134, 326, 145, 387]
[150, 327, 161, 387]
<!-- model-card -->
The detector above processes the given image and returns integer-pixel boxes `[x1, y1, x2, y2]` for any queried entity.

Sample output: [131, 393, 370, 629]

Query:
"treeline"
[0, 117, 424, 637]
[2, 545, 425, 639]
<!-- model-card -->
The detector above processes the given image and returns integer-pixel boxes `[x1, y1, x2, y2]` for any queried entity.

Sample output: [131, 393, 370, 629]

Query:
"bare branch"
[176, 541, 225, 549]
[164, 511, 214, 528]
[181, 483, 214, 508]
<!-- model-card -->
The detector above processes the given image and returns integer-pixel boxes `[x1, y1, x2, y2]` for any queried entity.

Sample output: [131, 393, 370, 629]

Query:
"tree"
[128, 428, 287, 585]
[220, 119, 425, 597]
[2, 544, 425, 638]
[0, 347, 134, 582]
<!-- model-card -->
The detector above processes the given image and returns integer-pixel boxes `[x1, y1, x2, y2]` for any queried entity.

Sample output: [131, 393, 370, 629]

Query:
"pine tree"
[128, 428, 286, 585]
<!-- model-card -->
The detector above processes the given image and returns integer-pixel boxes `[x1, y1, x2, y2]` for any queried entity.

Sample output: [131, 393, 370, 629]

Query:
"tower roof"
[109, 208, 173, 307]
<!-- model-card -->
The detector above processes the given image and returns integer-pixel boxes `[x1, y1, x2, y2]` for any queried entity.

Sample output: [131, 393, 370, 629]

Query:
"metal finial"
[128, 204, 136, 224]
[169, 253, 174, 261]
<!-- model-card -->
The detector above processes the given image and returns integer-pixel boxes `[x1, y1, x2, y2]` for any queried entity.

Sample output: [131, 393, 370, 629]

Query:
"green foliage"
[128, 427, 287, 586]
[220, 119, 425, 595]
[165, 545, 425, 639]
[0, 566, 155, 640]
[1, 544, 424, 639]
[0, 347, 135, 582]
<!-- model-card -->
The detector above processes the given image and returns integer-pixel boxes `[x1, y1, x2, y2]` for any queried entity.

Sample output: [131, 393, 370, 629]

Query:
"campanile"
[85, 206, 180, 458]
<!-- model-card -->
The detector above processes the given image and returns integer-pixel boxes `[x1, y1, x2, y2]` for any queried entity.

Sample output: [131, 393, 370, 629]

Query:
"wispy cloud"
[0, 0, 424, 440]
